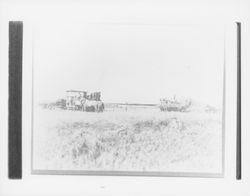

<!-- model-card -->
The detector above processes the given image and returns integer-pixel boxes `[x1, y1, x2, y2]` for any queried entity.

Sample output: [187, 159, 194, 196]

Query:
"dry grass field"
[33, 105, 223, 173]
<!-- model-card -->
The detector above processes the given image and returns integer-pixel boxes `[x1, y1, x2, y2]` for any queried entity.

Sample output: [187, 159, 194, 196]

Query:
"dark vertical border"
[222, 28, 226, 177]
[236, 22, 241, 180]
[8, 21, 23, 179]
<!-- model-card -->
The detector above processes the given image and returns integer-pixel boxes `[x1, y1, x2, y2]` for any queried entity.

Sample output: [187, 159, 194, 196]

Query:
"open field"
[33, 105, 223, 173]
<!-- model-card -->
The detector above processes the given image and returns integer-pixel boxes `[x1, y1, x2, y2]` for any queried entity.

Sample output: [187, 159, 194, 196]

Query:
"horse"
[82, 100, 104, 112]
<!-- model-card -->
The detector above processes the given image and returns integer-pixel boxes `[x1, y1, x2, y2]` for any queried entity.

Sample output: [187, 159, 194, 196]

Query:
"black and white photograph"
[32, 22, 225, 176]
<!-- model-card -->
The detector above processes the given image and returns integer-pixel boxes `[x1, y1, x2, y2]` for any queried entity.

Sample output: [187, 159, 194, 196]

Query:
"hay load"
[159, 96, 192, 112]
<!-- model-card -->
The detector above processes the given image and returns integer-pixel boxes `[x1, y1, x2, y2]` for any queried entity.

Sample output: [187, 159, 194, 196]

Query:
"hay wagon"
[66, 90, 104, 112]
[159, 96, 191, 112]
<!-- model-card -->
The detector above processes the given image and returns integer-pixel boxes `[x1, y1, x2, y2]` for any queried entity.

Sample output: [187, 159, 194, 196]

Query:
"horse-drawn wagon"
[65, 90, 104, 112]
[159, 96, 191, 112]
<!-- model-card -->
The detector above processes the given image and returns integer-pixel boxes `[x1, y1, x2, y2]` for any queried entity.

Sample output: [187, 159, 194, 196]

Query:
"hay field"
[32, 105, 223, 173]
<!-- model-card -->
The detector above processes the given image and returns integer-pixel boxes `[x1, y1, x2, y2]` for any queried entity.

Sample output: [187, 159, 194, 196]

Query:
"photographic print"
[32, 22, 225, 177]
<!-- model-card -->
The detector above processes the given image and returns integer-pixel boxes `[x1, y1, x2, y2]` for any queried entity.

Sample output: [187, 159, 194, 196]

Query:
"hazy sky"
[34, 22, 224, 107]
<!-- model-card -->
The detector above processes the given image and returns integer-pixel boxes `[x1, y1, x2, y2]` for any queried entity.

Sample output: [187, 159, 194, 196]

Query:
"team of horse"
[74, 98, 104, 112]
[65, 91, 104, 112]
